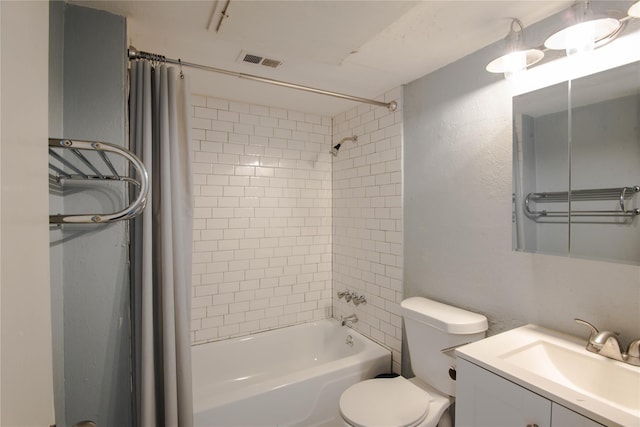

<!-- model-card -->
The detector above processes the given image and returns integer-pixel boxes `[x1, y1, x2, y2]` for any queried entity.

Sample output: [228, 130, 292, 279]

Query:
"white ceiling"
[72, 0, 572, 116]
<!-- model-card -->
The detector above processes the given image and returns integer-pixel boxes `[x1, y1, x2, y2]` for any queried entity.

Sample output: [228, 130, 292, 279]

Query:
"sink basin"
[456, 324, 640, 427]
[501, 340, 639, 412]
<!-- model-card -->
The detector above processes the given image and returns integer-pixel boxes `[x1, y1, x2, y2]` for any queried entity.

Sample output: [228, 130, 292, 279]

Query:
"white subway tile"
[195, 327, 219, 342]
[228, 133, 249, 145]
[201, 141, 223, 153]
[211, 120, 234, 132]
[206, 97, 228, 110]
[206, 130, 228, 142]
[249, 104, 269, 116]
[229, 176, 249, 186]
[192, 95, 206, 107]
[219, 324, 240, 337]
[192, 97, 335, 341]
[255, 126, 274, 137]
[269, 107, 287, 119]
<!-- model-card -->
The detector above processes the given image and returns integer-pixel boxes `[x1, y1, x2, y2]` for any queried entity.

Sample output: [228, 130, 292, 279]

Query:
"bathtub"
[192, 318, 391, 427]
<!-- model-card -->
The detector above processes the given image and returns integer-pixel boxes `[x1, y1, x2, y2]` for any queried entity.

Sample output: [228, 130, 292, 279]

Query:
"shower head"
[329, 135, 358, 157]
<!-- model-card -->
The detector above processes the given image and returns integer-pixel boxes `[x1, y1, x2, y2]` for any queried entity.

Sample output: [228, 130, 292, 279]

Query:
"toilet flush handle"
[448, 366, 457, 381]
[440, 342, 475, 381]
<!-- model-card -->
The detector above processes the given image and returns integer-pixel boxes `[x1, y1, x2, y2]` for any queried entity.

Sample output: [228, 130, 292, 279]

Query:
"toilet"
[339, 297, 488, 427]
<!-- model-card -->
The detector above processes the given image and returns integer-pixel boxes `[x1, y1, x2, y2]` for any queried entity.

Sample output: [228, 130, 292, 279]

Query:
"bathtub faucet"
[341, 314, 358, 327]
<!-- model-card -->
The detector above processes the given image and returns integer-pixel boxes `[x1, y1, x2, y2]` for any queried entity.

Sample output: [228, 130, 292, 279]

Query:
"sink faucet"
[341, 314, 358, 327]
[575, 319, 640, 366]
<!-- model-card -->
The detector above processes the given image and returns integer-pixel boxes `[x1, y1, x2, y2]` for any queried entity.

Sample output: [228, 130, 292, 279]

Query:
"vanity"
[455, 325, 640, 427]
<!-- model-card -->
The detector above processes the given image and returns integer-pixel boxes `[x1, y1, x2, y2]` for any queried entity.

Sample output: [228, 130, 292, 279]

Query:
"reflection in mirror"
[569, 62, 640, 264]
[513, 61, 640, 265]
[513, 81, 570, 256]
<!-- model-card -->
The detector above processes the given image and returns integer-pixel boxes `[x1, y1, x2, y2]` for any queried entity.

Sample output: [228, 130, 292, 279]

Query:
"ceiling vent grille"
[238, 51, 283, 69]
[242, 53, 263, 64]
[260, 58, 282, 68]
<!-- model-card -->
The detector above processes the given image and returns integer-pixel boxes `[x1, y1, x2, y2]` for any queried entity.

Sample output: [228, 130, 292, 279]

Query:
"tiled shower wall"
[332, 87, 404, 373]
[190, 95, 333, 344]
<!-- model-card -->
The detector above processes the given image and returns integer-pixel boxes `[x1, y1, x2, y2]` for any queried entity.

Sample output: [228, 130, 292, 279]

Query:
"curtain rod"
[127, 46, 397, 112]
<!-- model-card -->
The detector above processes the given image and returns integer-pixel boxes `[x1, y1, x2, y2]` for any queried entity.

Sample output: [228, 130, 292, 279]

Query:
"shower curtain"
[129, 60, 194, 427]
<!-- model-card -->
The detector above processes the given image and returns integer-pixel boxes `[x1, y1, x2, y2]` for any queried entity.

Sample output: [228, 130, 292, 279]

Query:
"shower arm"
[331, 135, 358, 156]
[338, 136, 358, 145]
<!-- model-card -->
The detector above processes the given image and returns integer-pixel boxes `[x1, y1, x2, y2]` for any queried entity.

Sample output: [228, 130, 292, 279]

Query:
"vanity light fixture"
[486, 18, 544, 77]
[544, 0, 622, 56]
[629, 1, 640, 18]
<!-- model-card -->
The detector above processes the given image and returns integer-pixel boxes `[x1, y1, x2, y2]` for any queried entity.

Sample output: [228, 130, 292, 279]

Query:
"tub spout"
[341, 314, 358, 327]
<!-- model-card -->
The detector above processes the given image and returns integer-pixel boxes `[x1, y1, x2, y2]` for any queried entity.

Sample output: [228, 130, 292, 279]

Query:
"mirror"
[513, 61, 640, 264]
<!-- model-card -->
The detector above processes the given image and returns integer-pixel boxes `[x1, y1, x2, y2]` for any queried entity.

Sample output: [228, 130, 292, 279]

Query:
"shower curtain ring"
[178, 59, 184, 79]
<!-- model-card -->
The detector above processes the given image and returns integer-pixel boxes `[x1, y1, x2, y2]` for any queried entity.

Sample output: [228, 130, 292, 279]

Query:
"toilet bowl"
[339, 376, 451, 427]
[338, 297, 487, 427]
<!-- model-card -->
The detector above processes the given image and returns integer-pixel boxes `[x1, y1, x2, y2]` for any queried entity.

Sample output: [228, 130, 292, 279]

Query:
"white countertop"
[456, 324, 640, 427]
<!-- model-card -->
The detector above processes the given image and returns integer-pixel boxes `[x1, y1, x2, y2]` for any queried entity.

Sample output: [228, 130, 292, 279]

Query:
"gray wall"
[403, 4, 640, 367]
[49, 4, 131, 426]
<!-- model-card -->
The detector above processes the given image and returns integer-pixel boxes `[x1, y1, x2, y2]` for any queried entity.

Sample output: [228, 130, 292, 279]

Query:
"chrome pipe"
[128, 47, 398, 112]
[98, 150, 120, 179]
[49, 139, 149, 224]
[338, 136, 358, 144]
[71, 149, 105, 179]
[49, 148, 88, 178]
[331, 136, 358, 156]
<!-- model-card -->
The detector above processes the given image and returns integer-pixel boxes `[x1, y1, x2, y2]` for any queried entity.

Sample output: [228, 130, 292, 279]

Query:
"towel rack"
[524, 186, 640, 220]
[48, 138, 149, 224]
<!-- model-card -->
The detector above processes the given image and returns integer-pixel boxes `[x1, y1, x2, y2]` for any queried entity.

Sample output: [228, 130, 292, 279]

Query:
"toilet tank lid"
[401, 297, 488, 334]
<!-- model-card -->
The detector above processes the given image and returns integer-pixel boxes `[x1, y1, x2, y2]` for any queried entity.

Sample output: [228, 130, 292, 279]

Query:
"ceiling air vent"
[238, 51, 283, 69]
[242, 53, 263, 64]
[260, 58, 282, 68]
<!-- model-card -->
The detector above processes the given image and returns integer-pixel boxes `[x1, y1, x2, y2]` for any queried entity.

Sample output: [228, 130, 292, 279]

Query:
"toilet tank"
[401, 297, 488, 397]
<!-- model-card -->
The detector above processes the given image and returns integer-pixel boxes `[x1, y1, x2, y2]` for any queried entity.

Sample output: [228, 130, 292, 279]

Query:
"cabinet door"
[456, 358, 551, 427]
[551, 403, 604, 426]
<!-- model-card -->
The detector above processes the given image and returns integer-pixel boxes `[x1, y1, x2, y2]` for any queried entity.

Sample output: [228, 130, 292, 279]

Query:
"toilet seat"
[339, 377, 432, 427]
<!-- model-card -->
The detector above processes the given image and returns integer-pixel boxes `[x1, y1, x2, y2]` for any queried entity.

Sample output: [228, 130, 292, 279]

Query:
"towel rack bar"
[48, 138, 149, 224]
[537, 210, 640, 217]
[98, 150, 120, 179]
[524, 185, 640, 220]
[71, 148, 105, 179]
[529, 186, 639, 201]
[49, 148, 88, 178]
[49, 163, 71, 179]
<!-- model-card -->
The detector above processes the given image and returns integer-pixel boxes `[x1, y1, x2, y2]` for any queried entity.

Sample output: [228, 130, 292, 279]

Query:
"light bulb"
[564, 21, 596, 55]
[486, 19, 543, 75]
[503, 51, 527, 74]
[544, 1, 621, 55]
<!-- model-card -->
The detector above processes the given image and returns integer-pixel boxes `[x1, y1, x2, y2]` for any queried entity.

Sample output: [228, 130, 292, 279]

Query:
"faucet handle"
[352, 294, 367, 306]
[627, 339, 640, 358]
[575, 318, 599, 341]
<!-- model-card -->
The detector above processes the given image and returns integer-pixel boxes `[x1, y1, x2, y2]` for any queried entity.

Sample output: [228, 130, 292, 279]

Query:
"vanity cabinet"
[456, 358, 603, 427]
[551, 403, 603, 427]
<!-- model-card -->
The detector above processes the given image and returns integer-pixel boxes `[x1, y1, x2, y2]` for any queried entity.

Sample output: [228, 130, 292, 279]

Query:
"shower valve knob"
[352, 295, 367, 306]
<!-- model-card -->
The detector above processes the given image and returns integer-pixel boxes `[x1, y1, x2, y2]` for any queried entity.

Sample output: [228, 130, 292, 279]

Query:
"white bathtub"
[192, 319, 391, 427]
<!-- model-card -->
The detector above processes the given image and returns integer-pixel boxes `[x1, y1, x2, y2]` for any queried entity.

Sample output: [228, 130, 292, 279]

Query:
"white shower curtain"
[129, 60, 194, 427]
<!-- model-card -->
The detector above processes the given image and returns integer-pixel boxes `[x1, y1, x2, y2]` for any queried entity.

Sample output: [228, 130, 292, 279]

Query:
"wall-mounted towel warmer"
[524, 186, 640, 220]
[48, 138, 149, 224]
